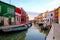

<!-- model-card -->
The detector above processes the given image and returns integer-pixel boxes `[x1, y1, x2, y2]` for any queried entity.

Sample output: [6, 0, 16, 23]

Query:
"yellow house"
[58, 7, 60, 24]
[25, 13, 29, 22]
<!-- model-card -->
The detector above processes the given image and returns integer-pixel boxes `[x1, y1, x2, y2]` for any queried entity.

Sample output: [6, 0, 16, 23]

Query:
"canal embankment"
[46, 23, 60, 40]
[46, 24, 54, 40]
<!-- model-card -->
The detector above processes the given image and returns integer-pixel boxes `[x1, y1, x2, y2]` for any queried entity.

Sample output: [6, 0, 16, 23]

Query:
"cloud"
[29, 0, 60, 20]
[46, 0, 59, 6]
[26, 12, 39, 20]
[43, 0, 60, 11]
[36, 0, 60, 13]
[26, 0, 60, 13]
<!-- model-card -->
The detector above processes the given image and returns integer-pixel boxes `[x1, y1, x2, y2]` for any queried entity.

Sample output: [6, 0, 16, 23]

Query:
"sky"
[1, 0, 60, 20]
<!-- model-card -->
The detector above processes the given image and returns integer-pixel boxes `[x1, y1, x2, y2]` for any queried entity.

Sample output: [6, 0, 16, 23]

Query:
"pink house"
[15, 7, 21, 25]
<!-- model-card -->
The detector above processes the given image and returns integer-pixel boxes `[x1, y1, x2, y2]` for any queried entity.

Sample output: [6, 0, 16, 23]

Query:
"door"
[9, 17, 11, 25]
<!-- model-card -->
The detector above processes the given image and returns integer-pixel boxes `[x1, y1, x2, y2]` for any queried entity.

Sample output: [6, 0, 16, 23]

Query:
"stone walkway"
[53, 23, 60, 40]
[46, 23, 54, 40]
[46, 23, 60, 40]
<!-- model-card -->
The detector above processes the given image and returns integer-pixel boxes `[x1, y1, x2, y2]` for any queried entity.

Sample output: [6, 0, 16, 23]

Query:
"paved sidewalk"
[46, 23, 60, 40]
[46, 23, 54, 40]
[53, 23, 60, 40]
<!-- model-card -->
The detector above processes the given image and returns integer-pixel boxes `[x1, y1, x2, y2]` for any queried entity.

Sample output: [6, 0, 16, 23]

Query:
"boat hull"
[1, 25, 28, 32]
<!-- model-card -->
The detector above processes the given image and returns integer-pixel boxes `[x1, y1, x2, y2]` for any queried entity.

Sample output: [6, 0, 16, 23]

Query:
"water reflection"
[0, 23, 47, 40]
[25, 23, 46, 40]
[34, 23, 48, 35]
[0, 30, 27, 40]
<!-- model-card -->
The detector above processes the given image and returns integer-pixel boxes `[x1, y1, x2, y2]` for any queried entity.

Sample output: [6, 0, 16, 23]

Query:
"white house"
[46, 11, 54, 25]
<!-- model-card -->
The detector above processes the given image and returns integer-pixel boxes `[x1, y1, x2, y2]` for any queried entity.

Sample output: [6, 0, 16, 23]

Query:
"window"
[0, 6, 1, 13]
[51, 14, 53, 16]
[17, 16, 19, 21]
[21, 18, 24, 21]
[47, 19, 49, 22]
[17, 16, 20, 21]
[7, 8, 14, 14]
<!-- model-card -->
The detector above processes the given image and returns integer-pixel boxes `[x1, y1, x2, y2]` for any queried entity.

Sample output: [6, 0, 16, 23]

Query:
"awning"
[15, 7, 21, 14]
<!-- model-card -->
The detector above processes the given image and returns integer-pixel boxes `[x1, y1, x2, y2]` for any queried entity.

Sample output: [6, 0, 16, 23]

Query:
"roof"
[15, 7, 21, 14]
[0, 1, 15, 7]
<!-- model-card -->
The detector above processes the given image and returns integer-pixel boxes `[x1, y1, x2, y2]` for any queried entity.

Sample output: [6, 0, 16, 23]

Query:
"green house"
[0, 1, 15, 26]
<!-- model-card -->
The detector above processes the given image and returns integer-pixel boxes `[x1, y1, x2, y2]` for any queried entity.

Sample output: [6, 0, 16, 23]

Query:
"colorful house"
[37, 13, 43, 22]
[57, 7, 60, 24]
[15, 7, 21, 25]
[15, 7, 26, 25]
[0, 1, 29, 26]
[21, 8, 26, 24]
[0, 1, 15, 26]
[25, 13, 29, 22]
[54, 8, 58, 23]
[46, 11, 54, 25]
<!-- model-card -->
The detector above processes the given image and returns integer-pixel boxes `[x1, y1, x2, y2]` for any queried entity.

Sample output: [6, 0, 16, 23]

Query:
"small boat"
[36, 22, 44, 26]
[0, 24, 28, 32]
[26, 22, 32, 28]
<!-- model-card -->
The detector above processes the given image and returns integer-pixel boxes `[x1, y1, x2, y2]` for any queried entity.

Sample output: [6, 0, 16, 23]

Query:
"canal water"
[25, 23, 46, 40]
[0, 23, 46, 40]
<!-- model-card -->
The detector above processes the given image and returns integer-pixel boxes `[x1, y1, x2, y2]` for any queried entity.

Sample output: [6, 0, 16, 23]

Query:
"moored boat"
[0, 24, 28, 32]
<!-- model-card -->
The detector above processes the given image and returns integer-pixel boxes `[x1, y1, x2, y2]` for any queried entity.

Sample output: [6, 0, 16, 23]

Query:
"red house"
[54, 8, 58, 23]
[21, 8, 26, 24]
[15, 7, 21, 25]
[15, 7, 26, 25]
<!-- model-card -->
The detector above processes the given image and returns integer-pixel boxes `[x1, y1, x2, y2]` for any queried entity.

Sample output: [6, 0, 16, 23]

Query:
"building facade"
[0, 1, 15, 26]
[58, 7, 60, 24]
[15, 7, 21, 25]
[21, 8, 26, 24]
[46, 11, 55, 25]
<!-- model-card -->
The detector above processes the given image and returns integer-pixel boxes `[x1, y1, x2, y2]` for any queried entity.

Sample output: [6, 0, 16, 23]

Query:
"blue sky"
[1, 0, 60, 20]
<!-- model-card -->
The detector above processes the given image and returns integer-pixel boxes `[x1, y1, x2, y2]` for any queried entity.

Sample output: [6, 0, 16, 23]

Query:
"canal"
[0, 23, 46, 40]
